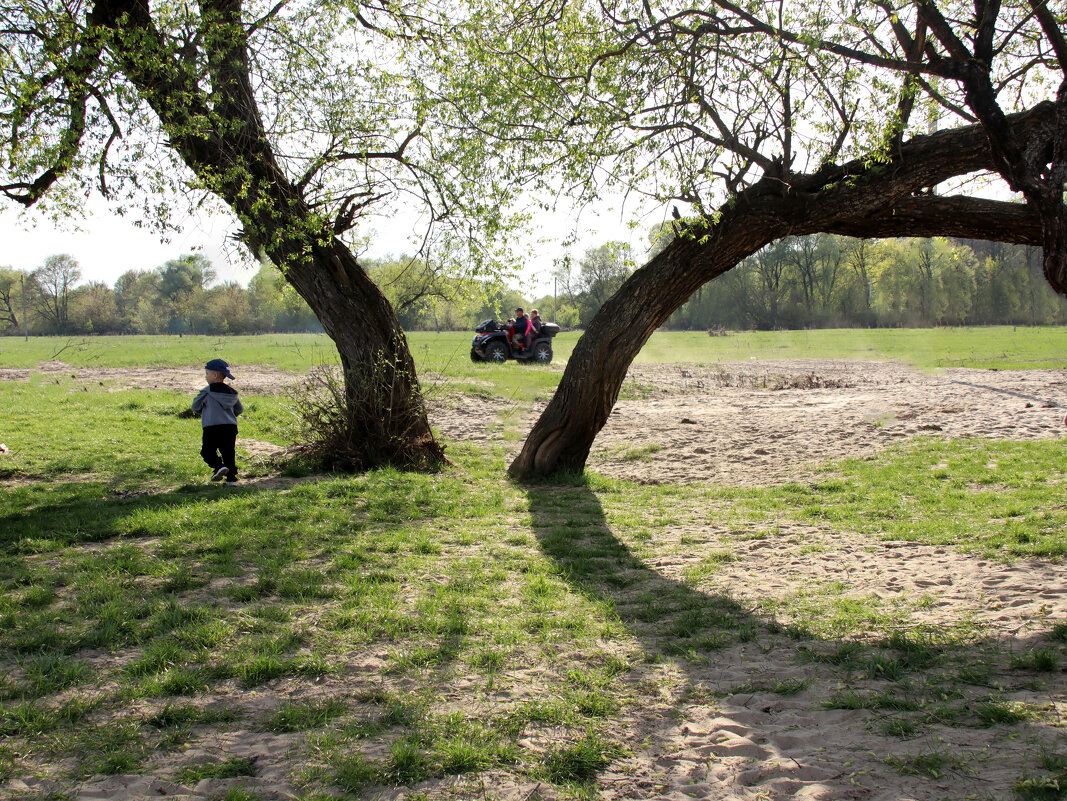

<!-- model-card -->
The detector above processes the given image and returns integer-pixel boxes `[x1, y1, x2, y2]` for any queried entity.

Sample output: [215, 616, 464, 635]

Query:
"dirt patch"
[582, 360, 1066, 484]
[3, 360, 303, 396]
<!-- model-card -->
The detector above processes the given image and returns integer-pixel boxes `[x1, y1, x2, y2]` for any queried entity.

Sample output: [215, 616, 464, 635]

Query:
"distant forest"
[2, 235, 1065, 336]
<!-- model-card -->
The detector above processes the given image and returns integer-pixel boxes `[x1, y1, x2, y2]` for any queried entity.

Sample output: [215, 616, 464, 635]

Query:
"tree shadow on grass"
[0, 479, 283, 551]
[522, 473, 1067, 798]
[524, 478, 761, 657]
[1, 472, 476, 676]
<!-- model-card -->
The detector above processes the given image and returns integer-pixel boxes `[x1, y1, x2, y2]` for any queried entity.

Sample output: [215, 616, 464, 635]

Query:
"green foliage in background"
[666, 237, 1067, 332]
[4, 236, 1065, 339]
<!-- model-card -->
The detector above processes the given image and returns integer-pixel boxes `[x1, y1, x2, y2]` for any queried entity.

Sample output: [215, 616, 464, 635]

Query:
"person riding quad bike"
[470, 311, 560, 363]
[509, 307, 532, 351]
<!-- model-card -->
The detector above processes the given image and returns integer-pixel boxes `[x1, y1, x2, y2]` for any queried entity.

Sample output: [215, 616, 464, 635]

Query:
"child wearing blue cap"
[192, 358, 244, 486]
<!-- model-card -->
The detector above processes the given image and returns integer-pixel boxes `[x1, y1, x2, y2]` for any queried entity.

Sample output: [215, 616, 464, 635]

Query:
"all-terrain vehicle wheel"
[533, 342, 553, 363]
[470, 348, 483, 363]
[485, 341, 508, 362]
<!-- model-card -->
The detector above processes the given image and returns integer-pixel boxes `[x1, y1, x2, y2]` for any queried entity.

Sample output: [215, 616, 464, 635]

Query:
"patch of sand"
[2, 358, 1065, 801]
[586, 360, 1065, 484]
[585, 525, 1067, 800]
[4, 360, 303, 395]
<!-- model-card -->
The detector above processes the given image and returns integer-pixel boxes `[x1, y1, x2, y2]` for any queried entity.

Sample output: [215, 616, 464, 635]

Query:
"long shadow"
[1, 472, 477, 686]
[0, 478, 285, 550]
[525, 478, 762, 657]
[948, 377, 1061, 405]
[523, 474, 1067, 795]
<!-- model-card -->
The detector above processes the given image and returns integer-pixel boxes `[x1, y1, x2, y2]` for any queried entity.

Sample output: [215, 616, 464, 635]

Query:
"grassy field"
[0, 330, 1065, 800]
[2, 324, 1066, 372]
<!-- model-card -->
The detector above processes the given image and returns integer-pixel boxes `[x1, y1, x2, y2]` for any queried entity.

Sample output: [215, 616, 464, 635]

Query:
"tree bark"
[90, 0, 444, 469]
[283, 237, 444, 469]
[510, 103, 1056, 478]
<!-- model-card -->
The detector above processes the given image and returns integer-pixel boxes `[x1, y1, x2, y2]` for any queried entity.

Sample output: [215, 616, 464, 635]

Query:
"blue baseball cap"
[205, 358, 234, 379]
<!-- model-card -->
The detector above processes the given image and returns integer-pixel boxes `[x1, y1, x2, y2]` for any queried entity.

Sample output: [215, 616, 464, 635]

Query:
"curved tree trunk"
[511, 205, 789, 476]
[510, 105, 1056, 478]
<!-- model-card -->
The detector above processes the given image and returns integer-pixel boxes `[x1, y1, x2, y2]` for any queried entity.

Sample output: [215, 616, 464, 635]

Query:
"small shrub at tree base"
[285, 361, 445, 473]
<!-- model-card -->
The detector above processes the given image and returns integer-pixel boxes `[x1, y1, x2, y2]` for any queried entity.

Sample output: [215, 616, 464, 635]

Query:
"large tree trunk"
[510, 105, 1056, 478]
[283, 238, 444, 469]
[1039, 203, 1067, 295]
[92, 0, 445, 470]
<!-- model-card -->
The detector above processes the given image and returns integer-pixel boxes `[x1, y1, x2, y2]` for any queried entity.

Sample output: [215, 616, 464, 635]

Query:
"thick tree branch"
[826, 195, 1041, 242]
[510, 101, 1059, 478]
[0, 28, 107, 207]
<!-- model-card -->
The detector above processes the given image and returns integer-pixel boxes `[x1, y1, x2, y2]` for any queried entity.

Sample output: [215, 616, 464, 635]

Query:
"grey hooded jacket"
[192, 383, 244, 427]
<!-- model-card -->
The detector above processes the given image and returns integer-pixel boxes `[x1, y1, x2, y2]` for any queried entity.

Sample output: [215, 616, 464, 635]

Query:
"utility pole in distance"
[20, 271, 27, 341]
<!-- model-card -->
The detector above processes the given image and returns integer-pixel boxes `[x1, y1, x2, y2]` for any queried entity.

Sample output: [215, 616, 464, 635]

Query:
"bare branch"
[245, 0, 290, 35]
[973, 0, 1001, 66]
[1028, 0, 1067, 73]
[334, 126, 423, 164]
[86, 85, 123, 198]
[914, 0, 974, 66]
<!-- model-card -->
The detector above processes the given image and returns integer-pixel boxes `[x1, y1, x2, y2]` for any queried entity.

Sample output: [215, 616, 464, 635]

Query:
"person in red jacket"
[509, 307, 532, 350]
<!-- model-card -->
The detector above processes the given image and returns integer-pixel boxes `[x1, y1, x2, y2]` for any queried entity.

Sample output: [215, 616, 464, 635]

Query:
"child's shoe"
[224, 480, 238, 487]
[211, 466, 229, 481]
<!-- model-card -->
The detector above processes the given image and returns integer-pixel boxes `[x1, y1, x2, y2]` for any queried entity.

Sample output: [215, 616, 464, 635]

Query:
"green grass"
[886, 747, 972, 779]
[716, 438, 1067, 559]
[0, 333, 342, 371]
[1015, 752, 1067, 801]
[4, 325, 1067, 372]
[631, 326, 1067, 369]
[0, 330, 1064, 798]
[541, 730, 624, 785]
[178, 756, 257, 783]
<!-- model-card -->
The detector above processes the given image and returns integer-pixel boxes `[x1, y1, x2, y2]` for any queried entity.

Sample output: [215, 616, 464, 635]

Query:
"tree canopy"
[3, 0, 1065, 476]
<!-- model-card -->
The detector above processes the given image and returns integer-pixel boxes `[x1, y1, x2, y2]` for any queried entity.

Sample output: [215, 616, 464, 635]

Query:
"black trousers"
[201, 424, 238, 480]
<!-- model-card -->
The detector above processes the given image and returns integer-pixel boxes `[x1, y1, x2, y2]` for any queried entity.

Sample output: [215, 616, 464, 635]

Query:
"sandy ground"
[584, 360, 1066, 485]
[3, 358, 1066, 801]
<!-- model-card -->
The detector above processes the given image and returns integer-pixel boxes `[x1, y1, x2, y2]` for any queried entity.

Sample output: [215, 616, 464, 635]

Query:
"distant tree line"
[661, 236, 1067, 330]
[0, 254, 307, 336]
[538, 235, 1067, 330]
[3, 235, 1065, 337]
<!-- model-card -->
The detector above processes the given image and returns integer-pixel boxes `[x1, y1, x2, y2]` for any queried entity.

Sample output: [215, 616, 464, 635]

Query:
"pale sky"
[1, 194, 658, 296]
[2, 203, 251, 286]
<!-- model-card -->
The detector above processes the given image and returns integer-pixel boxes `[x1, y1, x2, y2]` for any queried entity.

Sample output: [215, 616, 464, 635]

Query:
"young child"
[192, 358, 243, 486]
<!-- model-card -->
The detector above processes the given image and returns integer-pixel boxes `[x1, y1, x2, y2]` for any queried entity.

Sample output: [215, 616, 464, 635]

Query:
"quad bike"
[470, 319, 560, 363]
